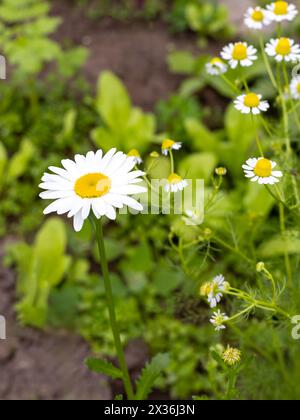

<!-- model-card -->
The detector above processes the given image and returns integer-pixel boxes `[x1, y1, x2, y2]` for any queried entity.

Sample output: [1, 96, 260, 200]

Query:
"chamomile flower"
[200, 275, 229, 308]
[221, 42, 258, 69]
[165, 173, 188, 193]
[222, 346, 242, 366]
[234, 93, 270, 115]
[162, 139, 182, 156]
[39, 148, 147, 232]
[290, 76, 300, 99]
[242, 157, 283, 185]
[210, 310, 229, 332]
[128, 149, 143, 165]
[206, 57, 228, 76]
[265, 37, 300, 62]
[266, 1, 298, 22]
[244, 6, 271, 29]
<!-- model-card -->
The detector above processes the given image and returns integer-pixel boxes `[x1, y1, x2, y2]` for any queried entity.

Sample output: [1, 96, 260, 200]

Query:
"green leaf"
[259, 232, 300, 258]
[185, 118, 219, 152]
[96, 71, 131, 129]
[86, 358, 123, 379]
[179, 152, 217, 181]
[7, 139, 35, 181]
[0, 142, 7, 186]
[135, 353, 170, 400]
[167, 51, 196, 75]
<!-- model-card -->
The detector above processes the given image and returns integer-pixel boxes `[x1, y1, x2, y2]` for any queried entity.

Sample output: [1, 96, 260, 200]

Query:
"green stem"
[279, 203, 292, 285]
[169, 150, 175, 174]
[91, 217, 135, 400]
[251, 114, 264, 156]
[259, 36, 277, 90]
[221, 74, 240, 94]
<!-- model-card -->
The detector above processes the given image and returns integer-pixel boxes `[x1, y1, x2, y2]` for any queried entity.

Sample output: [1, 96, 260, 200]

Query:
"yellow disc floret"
[274, 1, 288, 15]
[232, 43, 248, 61]
[252, 9, 264, 21]
[167, 173, 182, 184]
[74, 173, 111, 198]
[222, 346, 241, 366]
[254, 159, 272, 178]
[211, 57, 223, 65]
[244, 93, 260, 108]
[162, 139, 176, 151]
[128, 149, 141, 158]
[276, 38, 291, 56]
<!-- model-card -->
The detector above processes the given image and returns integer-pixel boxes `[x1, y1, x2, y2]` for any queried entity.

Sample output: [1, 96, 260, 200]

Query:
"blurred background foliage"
[1, 0, 300, 400]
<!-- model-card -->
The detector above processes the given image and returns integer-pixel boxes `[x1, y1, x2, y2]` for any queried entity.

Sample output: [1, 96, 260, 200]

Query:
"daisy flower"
[242, 157, 283, 185]
[162, 139, 182, 156]
[206, 57, 228, 76]
[244, 6, 271, 29]
[290, 76, 300, 99]
[39, 148, 147, 232]
[265, 37, 300, 62]
[266, 1, 298, 22]
[222, 346, 242, 366]
[200, 275, 229, 308]
[234, 93, 270, 115]
[127, 149, 143, 165]
[221, 42, 258, 69]
[210, 310, 229, 332]
[165, 173, 188, 193]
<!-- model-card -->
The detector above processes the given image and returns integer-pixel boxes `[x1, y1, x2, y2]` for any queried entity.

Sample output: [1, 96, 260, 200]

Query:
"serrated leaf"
[135, 353, 169, 400]
[86, 358, 123, 380]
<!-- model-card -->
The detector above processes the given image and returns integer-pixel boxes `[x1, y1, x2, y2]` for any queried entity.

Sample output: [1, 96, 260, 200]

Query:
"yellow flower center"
[244, 93, 260, 108]
[274, 1, 288, 15]
[254, 159, 272, 178]
[297, 82, 300, 94]
[74, 173, 111, 198]
[211, 57, 223, 65]
[162, 139, 175, 150]
[128, 149, 140, 158]
[252, 9, 264, 22]
[168, 173, 182, 184]
[200, 282, 212, 297]
[232, 43, 248, 61]
[276, 38, 291, 56]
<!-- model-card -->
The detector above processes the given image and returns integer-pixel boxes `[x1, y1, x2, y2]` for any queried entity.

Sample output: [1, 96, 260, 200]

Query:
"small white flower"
[162, 139, 182, 156]
[207, 275, 227, 308]
[244, 6, 271, 29]
[265, 38, 300, 62]
[127, 149, 143, 165]
[39, 148, 147, 232]
[221, 42, 258, 69]
[290, 76, 300, 99]
[165, 173, 188, 193]
[243, 157, 283, 185]
[206, 57, 228, 76]
[266, 1, 298, 22]
[234, 93, 270, 115]
[210, 310, 229, 332]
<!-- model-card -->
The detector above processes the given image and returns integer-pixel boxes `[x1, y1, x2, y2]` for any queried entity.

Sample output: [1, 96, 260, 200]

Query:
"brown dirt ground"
[0, 0, 251, 400]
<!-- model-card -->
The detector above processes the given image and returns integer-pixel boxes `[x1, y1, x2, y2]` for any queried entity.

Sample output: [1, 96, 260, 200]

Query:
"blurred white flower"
[221, 42, 258, 69]
[161, 139, 182, 156]
[234, 93, 270, 115]
[244, 6, 271, 29]
[243, 157, 283, 185]
[265, 38, 300, 62]
[210, 310, 229, 331]
[165, 173, 188, 193]
[290, 76, 300, 99]
[266, 1, 298, 22]
[206, 57, 228, 75]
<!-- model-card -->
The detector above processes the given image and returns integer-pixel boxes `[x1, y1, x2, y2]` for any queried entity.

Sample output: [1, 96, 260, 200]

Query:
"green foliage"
[0, 0, 87, 76]
[135, 353, 170, 400]
[86, 358, 123, 379]
[6, 218, 70, 327]
[92, 72, 156, 152]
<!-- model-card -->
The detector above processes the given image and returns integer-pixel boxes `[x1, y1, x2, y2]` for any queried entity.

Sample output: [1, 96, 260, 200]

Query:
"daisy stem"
[226, 305, 255, 324]
[277, 63, 292, 155]
[91, 216, 135, 400]
[212, 234, 254, 265]
[251, 114, 264, 156]
[278, 202, 293, 285]
[259, 36, 277, 90]
[169, 150, 175, 174]
[220, 74, 240, 94]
